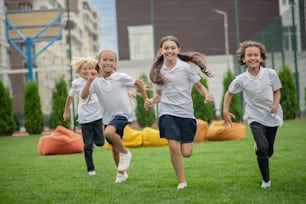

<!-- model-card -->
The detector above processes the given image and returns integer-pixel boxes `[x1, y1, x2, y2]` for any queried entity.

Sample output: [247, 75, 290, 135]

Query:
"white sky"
[91, 0, 118, 53]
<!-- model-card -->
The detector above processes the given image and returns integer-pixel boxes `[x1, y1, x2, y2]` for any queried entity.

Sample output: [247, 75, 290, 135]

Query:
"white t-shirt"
[156, 58, 201, 119]
[69, 77, 102, 124]
[89, 72, 136, 125]
[229, 67, 283, 127]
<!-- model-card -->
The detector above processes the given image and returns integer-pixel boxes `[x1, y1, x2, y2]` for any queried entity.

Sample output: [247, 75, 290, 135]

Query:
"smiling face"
[78, 62, 94, 79]
[98, 50, 116, 77]
[160, 40, 180, 62]
[243, 46, 263, 70]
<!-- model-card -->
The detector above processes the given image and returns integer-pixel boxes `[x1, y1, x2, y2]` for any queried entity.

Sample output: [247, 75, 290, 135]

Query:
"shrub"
[192, 77, 215, 122]
[13, 113, 20, 131]
[0, 81, 16, 136]
[278, 65, 298, 119]
[135, 74, 156, 127]
[24, 81, 44, 134]
[220, 69, 243, 122]
[50, 76, 70, 129]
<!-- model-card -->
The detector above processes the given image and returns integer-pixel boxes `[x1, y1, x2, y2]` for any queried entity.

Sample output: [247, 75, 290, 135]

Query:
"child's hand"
[144, 98, 154, 111]
[63, 112, 69, 121]
[204, 94, 214, 103]
[270, 104, 278, 114]
[223, 111, 236, 128]
[88, 69, 98, 81]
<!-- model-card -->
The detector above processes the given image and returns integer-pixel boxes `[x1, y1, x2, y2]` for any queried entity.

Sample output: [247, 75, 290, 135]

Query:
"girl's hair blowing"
[149, 35, 213, 85]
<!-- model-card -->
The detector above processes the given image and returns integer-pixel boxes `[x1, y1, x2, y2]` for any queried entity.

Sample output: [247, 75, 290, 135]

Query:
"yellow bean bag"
[194, 119, 208, 142]
[206, 120, 246, 141]
[142, 127, 168, 147]
[104, 125, 143, 149]
[38, 125, 83, 155]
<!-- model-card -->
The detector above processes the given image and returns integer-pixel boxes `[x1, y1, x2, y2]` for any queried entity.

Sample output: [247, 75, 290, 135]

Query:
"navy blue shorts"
[158, 115, 196, 143]
[104, 115, 129, 145]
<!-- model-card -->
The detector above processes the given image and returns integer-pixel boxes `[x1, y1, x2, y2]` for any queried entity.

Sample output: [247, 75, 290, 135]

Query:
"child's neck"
[165, 59, 177, 70]
[102, 71, 112, 78]
[248, 66, 260, 76]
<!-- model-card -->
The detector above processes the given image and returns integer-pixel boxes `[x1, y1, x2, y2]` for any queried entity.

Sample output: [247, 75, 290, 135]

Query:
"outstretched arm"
[135, 78, 149, 111]
[135, 79, 148, 100]
[145, 89, 162, 110]
[223, 91, 236, 128]
[80, 70, 97, 99]
[270, 89, 281, 114]
[193, 81, 214, 103]
[63, 96, 72, 121]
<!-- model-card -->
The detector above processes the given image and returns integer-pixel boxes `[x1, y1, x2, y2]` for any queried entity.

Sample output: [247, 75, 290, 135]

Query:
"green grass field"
[0, 119, 305, 204]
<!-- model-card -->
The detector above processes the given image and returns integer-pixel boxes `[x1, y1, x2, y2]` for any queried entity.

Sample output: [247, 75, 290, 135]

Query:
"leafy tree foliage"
[192, 77, 215, 122]
[24, 81, 44, 134]
[50, 76, 70, 129]
[278, 65, 298, 119]
[135, 74, 156, 127]
[221, 69, 243, 122]
[0, 81, 16, 136]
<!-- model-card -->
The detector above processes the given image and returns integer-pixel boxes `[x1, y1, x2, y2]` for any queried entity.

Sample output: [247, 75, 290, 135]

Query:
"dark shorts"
[104, 115, 129, 145]
[158, 115, 196, 143]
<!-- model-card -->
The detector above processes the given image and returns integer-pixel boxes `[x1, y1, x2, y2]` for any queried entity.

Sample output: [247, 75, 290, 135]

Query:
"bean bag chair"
[104, 125, 143, 149]
[38, 125, 83, 155]
[142, 127, 168, 147]
[194, 119, 208, 142]
[206, 120, 246, 141]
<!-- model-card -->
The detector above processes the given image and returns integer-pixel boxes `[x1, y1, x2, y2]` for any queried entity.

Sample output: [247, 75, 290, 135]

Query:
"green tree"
[220, 69, 243, 122]
[278, 65, 298, 119]
[135, 74, 156, 127]
[24, 81, 44, 134]
[192, 77, 215, 122]
[50, 76, 70, 129]
[0, 81, 16, 136]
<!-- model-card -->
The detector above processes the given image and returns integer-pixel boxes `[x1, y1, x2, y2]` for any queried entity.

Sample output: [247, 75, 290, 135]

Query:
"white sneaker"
[88, 170, 96, 176]
[177, 183, 187, 189]
[261, 180, 271, 188]
[118, 150, 132, 171]
[115, 172, 128, 183]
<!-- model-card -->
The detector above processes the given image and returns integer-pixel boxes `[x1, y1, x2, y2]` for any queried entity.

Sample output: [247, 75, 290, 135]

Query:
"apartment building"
[5, 0, 100, 126]
[0, 1, 10, 87]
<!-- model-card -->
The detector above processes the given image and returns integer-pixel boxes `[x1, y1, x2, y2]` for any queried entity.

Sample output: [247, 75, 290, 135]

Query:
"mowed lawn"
[0, 119, 305, 204]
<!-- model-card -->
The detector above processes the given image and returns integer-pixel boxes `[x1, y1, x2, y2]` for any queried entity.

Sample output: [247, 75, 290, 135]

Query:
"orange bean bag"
[104, 125, 143, 149]
[206, 120, 246, 141]
[194, 119, 208, 142]
[38, 126, 83, 155]
[142, 127, 168, 147]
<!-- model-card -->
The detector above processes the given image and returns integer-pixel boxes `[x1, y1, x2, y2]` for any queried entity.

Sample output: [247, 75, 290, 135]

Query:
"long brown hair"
[149, 36, 213, 85]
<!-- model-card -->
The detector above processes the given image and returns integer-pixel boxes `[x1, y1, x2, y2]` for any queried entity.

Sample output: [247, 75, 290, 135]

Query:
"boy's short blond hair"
[71, 57, 97, 74]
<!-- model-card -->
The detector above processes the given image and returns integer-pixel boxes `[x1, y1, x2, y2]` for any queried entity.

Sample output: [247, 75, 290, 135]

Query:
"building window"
[283, 26, 293, 51]
[19, 3, 32, 11]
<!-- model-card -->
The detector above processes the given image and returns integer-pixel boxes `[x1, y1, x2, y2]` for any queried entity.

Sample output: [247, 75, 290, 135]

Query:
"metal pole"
[213, 9, 229, 68]
[290, 0, 300, 116]
[26, 38, 34, 82]
[66, 0, 76, 131]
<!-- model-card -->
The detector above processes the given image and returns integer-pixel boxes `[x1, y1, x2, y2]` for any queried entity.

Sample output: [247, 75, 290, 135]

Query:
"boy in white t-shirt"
[81, 50, 148, 183]
[223, 41, 283, 188]
[63, 57, 104, 176]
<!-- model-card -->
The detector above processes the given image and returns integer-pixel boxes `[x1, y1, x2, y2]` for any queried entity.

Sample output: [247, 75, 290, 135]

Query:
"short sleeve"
[270, 69, 282, 91]
[228, 77, 242, 94]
